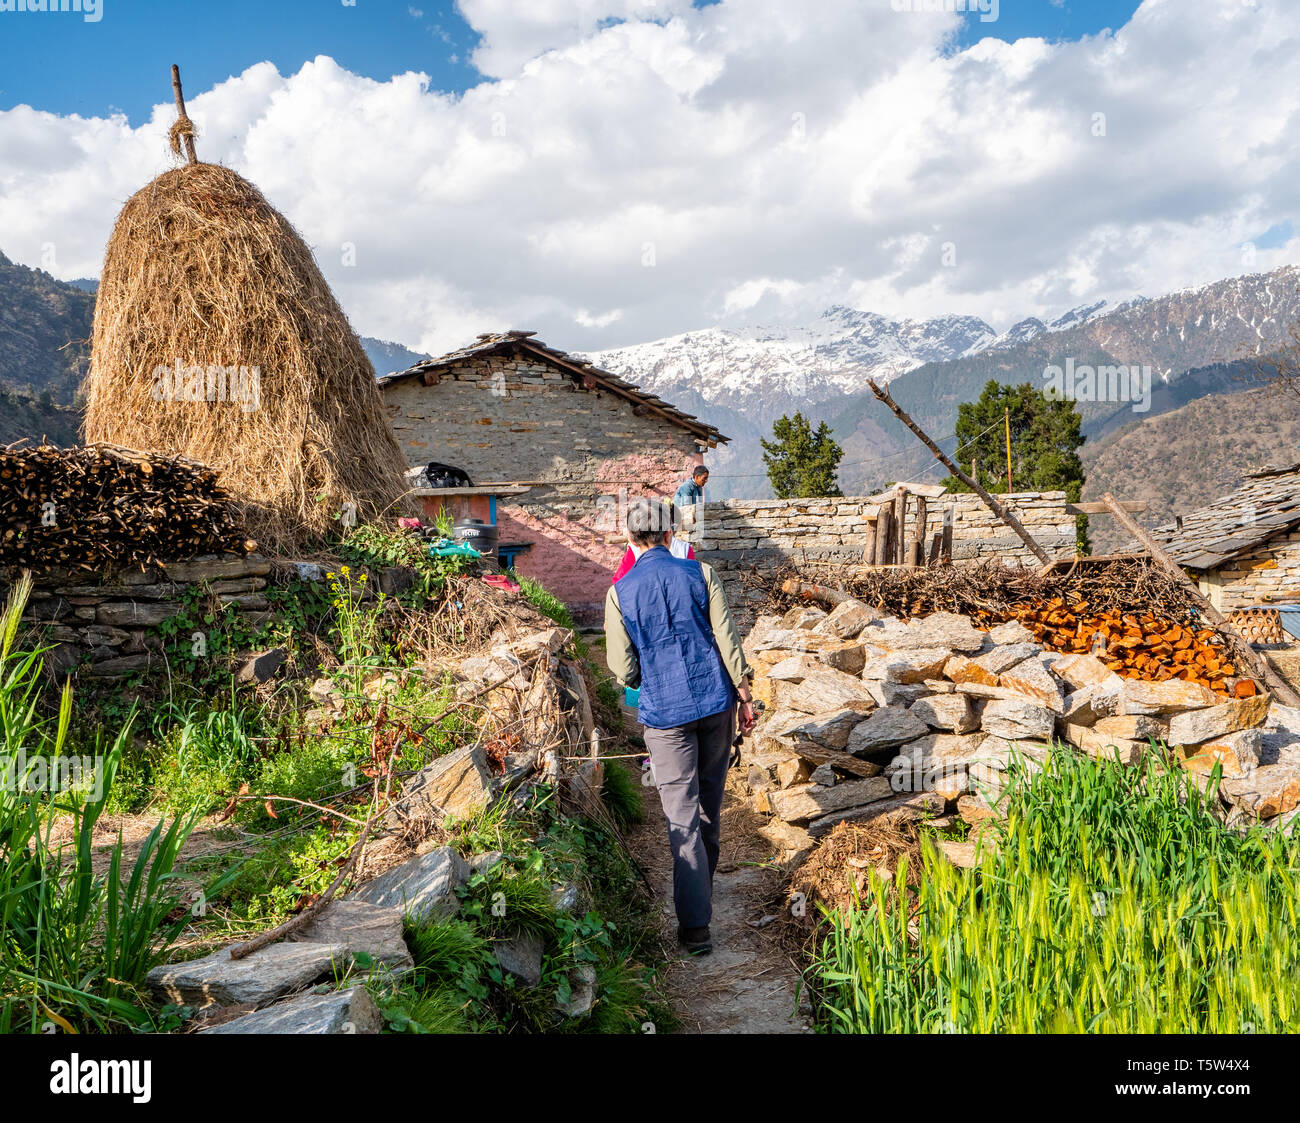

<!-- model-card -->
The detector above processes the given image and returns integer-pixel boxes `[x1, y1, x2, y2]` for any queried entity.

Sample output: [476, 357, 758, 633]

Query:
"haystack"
[84, 160, 412, 551]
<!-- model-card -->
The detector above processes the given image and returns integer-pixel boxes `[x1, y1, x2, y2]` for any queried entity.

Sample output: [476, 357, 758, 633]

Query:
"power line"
[706, 412, 1007, 482]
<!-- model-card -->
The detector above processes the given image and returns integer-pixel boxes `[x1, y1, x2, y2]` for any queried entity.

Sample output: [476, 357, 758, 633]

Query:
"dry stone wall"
[683, 492, 1075, 614]
[1200, 528, 1300, 611]
[13, 554, 275, 678]
[741, 601, 1300, 863]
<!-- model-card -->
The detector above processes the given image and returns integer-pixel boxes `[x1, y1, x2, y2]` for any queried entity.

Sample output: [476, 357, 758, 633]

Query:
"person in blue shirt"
[673, 465, 709, 508]
[604, 497, 755, 956]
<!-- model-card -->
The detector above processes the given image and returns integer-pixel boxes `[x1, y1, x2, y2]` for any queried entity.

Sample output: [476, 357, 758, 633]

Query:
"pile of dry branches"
[748, 557, 1201, 624]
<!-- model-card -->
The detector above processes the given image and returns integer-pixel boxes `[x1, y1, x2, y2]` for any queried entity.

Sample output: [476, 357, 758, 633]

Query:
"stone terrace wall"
[14, 554, 273, 678]
[683, 491, 1076, 617]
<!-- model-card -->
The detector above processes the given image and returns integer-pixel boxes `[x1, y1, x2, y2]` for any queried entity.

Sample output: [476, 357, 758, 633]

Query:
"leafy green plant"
[0, 576, 209, 1032]
[601, 760, 645, 828]
[809, 746, 1300, 1033]
[518, 577, 575, 630]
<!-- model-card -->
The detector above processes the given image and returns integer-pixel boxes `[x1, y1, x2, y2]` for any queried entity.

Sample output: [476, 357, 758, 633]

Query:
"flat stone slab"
[289, 899, 413, 971]
[349, 845, 469, 922]
[147, 941, 350, 1009]
[202, 986, 382, 1034]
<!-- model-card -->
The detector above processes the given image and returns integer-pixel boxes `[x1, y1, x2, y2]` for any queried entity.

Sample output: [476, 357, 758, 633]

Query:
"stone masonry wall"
[1201, 528, 1300, 611]
[383, 352, 702, 625]
[16, 555, 273, 678]
[683, 491, 1075, 614]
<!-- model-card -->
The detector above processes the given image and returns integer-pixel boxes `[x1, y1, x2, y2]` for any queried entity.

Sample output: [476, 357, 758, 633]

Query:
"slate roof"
[1143, 462, 1300, 570]
[377, 330, 729, 447]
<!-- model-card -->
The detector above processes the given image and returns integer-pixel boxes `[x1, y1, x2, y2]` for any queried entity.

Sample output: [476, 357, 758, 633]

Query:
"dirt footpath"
[629, 771, 812, 1034]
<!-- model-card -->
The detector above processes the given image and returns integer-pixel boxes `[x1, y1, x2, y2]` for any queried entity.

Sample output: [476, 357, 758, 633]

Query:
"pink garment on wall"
[611, 539, 695, 583]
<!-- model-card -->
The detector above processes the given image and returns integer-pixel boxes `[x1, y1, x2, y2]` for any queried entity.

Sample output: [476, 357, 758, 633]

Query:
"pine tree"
[942, 380, 1089, 552]
[761, 412, 844, 498]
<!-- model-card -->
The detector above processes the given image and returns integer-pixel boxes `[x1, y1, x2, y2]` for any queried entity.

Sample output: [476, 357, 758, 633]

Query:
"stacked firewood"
[0, 443, 253, 572]
[992, 598, 1252, 698]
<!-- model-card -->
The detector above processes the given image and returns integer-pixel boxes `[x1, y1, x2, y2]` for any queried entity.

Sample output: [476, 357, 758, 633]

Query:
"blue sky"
[0, 0, 1141, 121]
[1, 0, 1291, 363]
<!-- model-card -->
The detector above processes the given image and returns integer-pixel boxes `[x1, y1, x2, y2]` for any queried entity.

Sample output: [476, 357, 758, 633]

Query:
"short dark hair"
[627, 497, 673, 547]
[692, 465, 709, 479]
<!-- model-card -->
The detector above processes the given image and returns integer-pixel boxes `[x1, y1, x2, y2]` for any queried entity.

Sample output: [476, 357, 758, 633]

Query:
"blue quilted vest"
[616, 546, 734, 729]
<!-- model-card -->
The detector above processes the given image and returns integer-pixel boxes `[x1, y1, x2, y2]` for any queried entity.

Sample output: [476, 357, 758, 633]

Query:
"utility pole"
[1004, 406, 1013, 494]
[868, 380, 1051, 565]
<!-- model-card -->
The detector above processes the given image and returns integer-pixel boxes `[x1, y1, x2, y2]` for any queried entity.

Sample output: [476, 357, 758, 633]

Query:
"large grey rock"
[1167, 695, 1271, 747]
[202, 986, 382, 1034]
[84, 653, 152, 678]
[886, 733, 997, 779]
[1221, 761, 1300, 819]
[807, 791, 944, 838]
[1179, 729, 1261, 779]
[987, 621, 1034, 645]
[1061, 678, 1126, 725]
[350, 846, 470, 922]
[808, 762, 836, 786]
[389, 745, 496, 825]
[495, 934, 544, 988]
[864, 648, 952, 685]
[95, 601, 183, 627]
[766, 654, 823, 683]
[162, 555, 271, 582]
[1091, 714, 1169, 742]
[865, 679, 931, 708]
[867, 612, 985, 654]
[1063, 725, 1148, 765]
[811, 599, 879, 640]
[1118, 678, 1222, 716]
[1049, 653, 1116, 691]
[781, 669, 876, 714]
[818, 641, 867, 675]
[557, 963, 597, 1018]
[1260, 703, 1300, 766]
[148, 942, 349, 1009]
[846, 707, 930, 756]
[289, 900, 413, 971]
[908, 693, 979, 734]
[782, 605, 827, 630]
[769, 776, 894, 822]
[980, 698, 1056, 741]
[771, 704, 873, 750]
[998, 655, 1067, 714]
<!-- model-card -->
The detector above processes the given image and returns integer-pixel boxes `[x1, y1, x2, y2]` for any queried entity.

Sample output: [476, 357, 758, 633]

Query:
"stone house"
[1144, 462, 1300, 610]
[379, 330, 729, 625]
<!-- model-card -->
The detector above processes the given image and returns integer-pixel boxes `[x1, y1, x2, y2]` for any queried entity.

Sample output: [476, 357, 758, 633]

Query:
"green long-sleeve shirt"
[604, 559, 752, 691]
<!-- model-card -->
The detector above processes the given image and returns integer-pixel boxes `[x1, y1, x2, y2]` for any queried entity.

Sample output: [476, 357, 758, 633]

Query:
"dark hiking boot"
[677, 925, 712, 955]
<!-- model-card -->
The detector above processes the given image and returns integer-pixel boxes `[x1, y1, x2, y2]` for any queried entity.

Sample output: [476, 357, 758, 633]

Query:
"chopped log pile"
[0, 444, 252, 573]
[995, 601, 1252, 697]
[741, 598, 1300, 863]
[769, 557, 1258, 695]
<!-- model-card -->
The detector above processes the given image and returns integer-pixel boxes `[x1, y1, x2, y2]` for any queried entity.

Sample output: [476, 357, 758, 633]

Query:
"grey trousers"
[643, 705, 736, 930]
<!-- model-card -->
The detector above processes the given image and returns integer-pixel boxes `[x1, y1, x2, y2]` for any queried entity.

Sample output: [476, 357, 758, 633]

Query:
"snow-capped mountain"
[583, 265, 1300, 500]
[584, 306, 999, 422]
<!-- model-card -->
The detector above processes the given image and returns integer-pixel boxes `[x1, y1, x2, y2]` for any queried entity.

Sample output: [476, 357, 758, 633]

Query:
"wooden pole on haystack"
[868, 379, 1052, 566]
[170, 65, 198, 164]
[1100, 493, 1300, 708]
